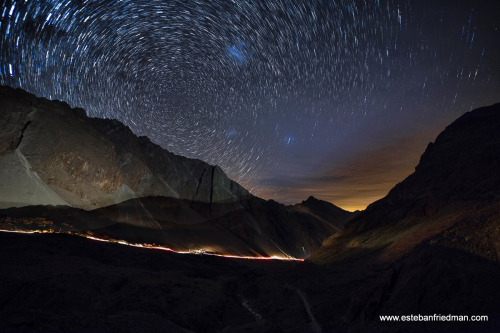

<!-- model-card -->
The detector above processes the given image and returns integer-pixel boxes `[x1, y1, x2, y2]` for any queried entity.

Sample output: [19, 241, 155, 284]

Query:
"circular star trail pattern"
[1, 0, 499, 205]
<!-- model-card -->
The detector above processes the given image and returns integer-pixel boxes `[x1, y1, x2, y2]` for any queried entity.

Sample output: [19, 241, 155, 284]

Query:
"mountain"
[1, 208, 498, 333]
[304, 103, 500, 331]
[94, 196, 351, 258]
[0, 231, 327, 333]
[289, 195, 359, 230]
[309, 102, 500, 265]
[1, 91, 499, 332]
[0, 194, 349, 259]
[0, 85, 249, 210]
[0, 85, 354, 258]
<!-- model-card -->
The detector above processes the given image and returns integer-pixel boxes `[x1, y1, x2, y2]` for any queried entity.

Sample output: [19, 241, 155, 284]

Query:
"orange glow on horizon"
[250, 125, 447, 212]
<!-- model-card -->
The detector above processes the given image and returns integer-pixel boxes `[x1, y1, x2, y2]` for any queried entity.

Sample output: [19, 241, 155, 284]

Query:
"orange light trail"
[0, 229, 304, 262]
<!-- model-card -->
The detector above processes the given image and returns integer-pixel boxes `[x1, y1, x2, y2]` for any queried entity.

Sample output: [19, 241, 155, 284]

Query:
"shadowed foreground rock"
[0, 230, 498, 333]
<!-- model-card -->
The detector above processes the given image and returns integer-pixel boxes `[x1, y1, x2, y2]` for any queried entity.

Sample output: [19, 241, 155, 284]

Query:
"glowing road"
[0, 229, 304, 262]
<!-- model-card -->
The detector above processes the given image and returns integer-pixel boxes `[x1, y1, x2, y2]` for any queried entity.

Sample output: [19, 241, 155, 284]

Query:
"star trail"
[1, 0, 499, 210]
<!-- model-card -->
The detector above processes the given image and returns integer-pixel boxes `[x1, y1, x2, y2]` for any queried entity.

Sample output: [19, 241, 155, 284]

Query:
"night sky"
[1, 0, 499, 210]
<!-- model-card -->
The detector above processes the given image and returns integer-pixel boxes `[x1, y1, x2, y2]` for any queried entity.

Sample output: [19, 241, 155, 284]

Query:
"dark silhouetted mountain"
[309, 103, 500, 265]
[0, 85, 354, 258]
[304, 103, 500, 331]
[289, 195, 359, 230]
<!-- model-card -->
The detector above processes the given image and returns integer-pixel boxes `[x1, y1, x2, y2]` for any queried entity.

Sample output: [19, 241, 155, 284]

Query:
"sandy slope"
[0, 150, 68, 208]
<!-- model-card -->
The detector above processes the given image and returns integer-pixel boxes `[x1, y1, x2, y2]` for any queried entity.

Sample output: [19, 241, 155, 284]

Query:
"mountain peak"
[304, 195, 319, 203]
[288, 196, 357, 230]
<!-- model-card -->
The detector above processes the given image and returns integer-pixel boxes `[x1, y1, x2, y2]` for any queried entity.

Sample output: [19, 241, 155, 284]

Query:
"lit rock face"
[0, 85, 249, 210]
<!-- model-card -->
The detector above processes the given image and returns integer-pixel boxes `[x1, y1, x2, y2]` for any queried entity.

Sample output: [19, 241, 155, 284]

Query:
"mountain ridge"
[0, 85, 354, 258]
[308, 102, 500, 264]
[0, 84, 250, 209]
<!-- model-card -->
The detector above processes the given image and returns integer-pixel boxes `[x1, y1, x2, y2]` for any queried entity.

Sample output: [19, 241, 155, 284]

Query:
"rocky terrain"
[0, 85, 353, 258]
[0, 222, 498, 333]
[0, 85, 249, 210]
[0, 87, 499, 332]
[309, 103, 500, 265]
[0, 194, 350, 259]
[303, 103, 500, 331]
[92, 195, 351, 258]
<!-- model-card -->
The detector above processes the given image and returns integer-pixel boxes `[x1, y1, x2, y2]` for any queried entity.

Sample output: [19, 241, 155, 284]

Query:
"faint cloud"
[256, 126, 443, 211]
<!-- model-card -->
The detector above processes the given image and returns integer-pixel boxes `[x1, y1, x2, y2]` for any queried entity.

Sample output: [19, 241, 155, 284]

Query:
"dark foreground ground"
[0, 232, 499, 333]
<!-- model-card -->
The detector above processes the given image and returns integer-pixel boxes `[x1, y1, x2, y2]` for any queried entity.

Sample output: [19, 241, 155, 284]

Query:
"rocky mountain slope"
[95, 195, 352, 258]
[0, 195, 346, 258]
[1, 90, 499, 331]
[309, 102, 500, 265]
[304, 103, 500, 331]
[0, 85, 354, 258]
[0, 85, 249, 210]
